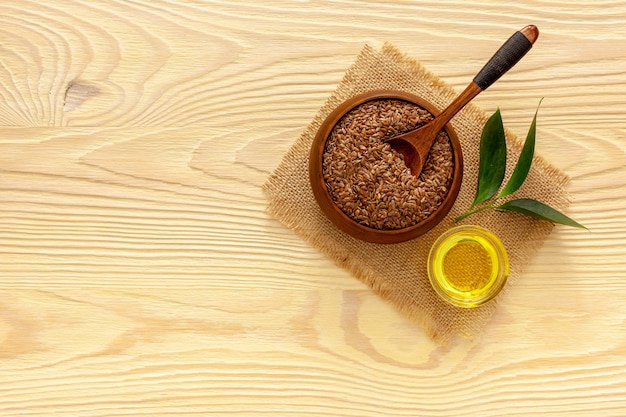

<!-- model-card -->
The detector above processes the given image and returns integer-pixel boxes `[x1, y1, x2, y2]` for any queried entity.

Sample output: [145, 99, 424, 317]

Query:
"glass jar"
[428, 225, 509, 308]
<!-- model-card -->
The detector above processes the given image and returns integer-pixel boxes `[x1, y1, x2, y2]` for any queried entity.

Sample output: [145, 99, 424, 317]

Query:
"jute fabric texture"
[263, 43, 569, 344]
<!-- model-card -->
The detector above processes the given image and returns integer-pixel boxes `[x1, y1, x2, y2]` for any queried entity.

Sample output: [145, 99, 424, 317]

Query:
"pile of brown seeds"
[322, 99, 454, 230]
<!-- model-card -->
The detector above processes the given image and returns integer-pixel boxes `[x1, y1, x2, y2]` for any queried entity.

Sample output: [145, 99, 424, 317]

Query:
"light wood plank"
[1, 0, 625, 415]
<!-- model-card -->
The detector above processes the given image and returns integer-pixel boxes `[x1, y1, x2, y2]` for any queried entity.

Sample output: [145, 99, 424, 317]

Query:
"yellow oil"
[442, 240, 493, 292]
[428, 225, 509, 308]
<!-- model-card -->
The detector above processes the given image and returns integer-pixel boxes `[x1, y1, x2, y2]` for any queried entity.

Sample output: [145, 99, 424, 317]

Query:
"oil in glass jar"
[428, 225, 509, 308]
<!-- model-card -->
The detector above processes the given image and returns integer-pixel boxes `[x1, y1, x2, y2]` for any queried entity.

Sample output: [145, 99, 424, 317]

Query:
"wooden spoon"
[385, 25, 539, 176]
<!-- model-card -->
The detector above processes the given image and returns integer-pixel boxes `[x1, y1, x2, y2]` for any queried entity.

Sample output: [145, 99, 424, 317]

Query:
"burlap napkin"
[264, 43, 570, 344]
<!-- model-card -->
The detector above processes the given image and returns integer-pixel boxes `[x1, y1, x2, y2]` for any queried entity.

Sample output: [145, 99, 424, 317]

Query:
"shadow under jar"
[309, 90, 463, 244]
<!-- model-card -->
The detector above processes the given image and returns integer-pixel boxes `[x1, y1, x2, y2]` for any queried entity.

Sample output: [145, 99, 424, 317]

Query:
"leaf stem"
[454, 203, 495, 222]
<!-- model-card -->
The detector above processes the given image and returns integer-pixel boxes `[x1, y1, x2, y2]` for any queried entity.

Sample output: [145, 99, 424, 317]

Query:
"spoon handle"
[473, 25, 539, 90]
[429, 25, 539, 133]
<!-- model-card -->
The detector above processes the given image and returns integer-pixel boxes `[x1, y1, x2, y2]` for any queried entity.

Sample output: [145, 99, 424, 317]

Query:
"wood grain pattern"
[1, 0, 625, 415]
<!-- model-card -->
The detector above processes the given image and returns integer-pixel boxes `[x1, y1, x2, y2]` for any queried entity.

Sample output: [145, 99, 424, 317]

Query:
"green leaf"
[472, 109, 507, 207]
[497, 198, 588, 229]
[498, 99, 542, 198]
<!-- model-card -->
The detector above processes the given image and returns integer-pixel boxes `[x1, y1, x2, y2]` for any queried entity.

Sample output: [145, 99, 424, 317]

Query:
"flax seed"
[322, 99, 454, 230]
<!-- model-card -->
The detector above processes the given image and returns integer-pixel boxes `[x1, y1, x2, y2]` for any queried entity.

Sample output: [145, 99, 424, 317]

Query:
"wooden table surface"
[1, 1, 625, 415]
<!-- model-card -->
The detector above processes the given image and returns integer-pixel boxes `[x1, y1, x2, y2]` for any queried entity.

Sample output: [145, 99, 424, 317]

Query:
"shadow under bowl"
[308, 90, 464, 244]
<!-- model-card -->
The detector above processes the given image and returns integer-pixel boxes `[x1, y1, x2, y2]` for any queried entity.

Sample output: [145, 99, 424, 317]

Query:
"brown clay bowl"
[308, 90, 463, 244]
